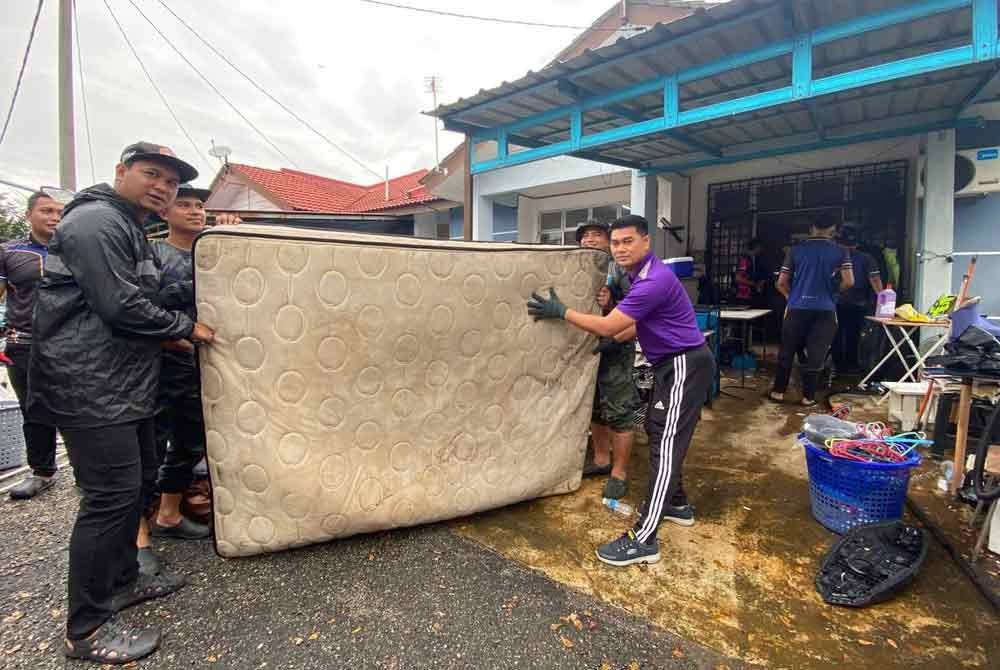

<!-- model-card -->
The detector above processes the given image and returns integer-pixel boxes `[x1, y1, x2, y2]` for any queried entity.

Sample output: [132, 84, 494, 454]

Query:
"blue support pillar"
[570, 109, 582, 151]
[792, 34, 813, 99]
[973, 0, 999, 61]
[664, 75, 679, 126]
[497, 129, 508, 161]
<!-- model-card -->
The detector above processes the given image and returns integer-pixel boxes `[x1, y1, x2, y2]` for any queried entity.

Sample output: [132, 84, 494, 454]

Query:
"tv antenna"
[425, 76, 443, 171]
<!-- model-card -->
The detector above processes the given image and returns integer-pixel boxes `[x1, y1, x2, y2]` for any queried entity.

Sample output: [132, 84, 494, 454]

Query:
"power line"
[0, 0, 45, 147]
[72, 0, 96, 184]
[102, 0, 211, 170]
[357, 0, 645, 31]
[125, 0, 299, 169]
[157, 0, 382, 180]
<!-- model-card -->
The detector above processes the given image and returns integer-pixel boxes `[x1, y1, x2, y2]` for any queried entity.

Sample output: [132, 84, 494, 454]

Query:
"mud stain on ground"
[453, 386, 999, 668]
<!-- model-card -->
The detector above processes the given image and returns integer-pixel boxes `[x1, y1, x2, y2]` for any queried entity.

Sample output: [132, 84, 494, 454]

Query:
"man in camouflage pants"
[577, 221, 641, 500]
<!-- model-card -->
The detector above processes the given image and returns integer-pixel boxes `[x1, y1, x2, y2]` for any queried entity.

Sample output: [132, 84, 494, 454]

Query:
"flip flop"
[583, 463, 612, 477]
[63, 620, 160, 665]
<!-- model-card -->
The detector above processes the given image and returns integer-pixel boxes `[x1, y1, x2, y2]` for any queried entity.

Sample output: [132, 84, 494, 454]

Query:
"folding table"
[858, 317, 950, 399]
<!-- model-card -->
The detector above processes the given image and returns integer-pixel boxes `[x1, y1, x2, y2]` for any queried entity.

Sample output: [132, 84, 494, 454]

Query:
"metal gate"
[706, 160, 908, 302]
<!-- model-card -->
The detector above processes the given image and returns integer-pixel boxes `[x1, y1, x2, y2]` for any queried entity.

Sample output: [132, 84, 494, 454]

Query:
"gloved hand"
[527, 288, 567, 321]
[592, 337, 622, 356]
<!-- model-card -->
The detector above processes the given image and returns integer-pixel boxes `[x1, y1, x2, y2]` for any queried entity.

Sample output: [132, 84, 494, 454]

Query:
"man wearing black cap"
[576, 220, 640, 500]
[150, 185, 239, 540]
[28, 142, 215, 664]
[833, 224, 883, 374]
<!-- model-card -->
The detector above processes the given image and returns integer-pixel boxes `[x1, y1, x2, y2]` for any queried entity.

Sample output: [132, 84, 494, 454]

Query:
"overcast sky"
[0, 0, 616, 199]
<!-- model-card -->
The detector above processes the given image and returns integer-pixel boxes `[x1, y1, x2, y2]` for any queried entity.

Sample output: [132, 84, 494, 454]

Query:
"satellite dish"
[208, 144, 232, 162]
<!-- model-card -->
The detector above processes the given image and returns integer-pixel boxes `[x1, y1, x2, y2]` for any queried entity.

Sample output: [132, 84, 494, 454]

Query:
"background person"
[3, 191, 65, 500]
[576, 220, 640, 501]
[28, 142, 214, 665]
[150, 185, 240, 539]
[733, 238, 768, 306]
[770, 213, 854, 407]
[528, 215, 713, 568]
[832, 224, 883, 374]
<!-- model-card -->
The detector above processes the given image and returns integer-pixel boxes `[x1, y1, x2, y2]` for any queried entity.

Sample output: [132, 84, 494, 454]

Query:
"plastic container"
[664, 257, 694, 278]
[603, 498, 633, 516]
[801, 436, 920, 534]
[0, 400, 26, 471]
[876, 284, 897, 318]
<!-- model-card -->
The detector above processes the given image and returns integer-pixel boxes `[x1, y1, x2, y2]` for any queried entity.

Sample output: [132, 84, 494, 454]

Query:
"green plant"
[0, 193, 29, 242]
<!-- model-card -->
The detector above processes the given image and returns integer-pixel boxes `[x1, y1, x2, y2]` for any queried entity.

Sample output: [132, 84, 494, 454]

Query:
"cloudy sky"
[0, 0, 615, 197]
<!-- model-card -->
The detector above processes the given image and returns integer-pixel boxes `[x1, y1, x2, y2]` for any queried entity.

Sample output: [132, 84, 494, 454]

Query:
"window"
[538, 203, 629, 246]
[436, 207, 464, 240]
[492, 203, 518, 242]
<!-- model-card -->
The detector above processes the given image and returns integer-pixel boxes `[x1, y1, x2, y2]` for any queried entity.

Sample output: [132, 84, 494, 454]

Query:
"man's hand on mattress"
[162, 339, 195, 354]
[527, 288, 567, 321]
[189, 322, 216, 344]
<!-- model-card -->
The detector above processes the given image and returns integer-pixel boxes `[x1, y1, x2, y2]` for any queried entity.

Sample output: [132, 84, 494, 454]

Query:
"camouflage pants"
[592, 340, 642, 432]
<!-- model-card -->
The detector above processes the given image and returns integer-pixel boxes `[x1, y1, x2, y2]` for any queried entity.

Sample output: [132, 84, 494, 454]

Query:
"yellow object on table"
[894, 304, 931, 323]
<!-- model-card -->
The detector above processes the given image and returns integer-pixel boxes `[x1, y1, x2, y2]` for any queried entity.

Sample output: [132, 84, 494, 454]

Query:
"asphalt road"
[0, 476, 738, 669]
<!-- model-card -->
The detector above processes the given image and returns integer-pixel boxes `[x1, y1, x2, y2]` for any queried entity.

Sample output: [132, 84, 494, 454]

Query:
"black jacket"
[27, 184, 195, 428]
[151, 240, 199, 402]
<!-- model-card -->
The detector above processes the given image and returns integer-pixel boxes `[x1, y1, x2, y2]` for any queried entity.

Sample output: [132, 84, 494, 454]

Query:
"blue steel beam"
[641, 117, 984, 175]
[972, 0, 999, 61]
[467, 0, 992, 174]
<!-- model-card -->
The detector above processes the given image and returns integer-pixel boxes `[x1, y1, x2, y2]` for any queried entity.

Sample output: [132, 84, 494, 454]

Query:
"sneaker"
[8, 475, 55, 500]
[595, 529, 660, 567]
[662, 504, 696, 527]
[602, 476, 627, 500]
[192, 457, 209, 479]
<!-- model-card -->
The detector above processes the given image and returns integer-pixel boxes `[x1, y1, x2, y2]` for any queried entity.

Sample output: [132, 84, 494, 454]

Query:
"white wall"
[205, 177, 280, 211]
[516, 185, 631, 243]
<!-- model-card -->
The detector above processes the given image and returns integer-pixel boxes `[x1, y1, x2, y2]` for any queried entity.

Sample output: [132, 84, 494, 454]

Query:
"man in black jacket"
[28, 142, 215, 665]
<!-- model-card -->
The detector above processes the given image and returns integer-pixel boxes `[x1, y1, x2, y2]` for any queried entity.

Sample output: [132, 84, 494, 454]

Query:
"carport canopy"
[431, 0, 1000, 176]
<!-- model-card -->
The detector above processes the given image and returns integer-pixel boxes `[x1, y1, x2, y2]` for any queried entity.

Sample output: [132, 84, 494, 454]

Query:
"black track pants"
[773, 309, 838, 401]
[633, 344, 715, 544]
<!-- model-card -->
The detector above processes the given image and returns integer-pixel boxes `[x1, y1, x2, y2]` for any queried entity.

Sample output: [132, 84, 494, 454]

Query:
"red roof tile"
[227, 164, 439, 214]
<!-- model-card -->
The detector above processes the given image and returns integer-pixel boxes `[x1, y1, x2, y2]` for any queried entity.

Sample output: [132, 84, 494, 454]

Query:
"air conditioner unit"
[955, 147, 1000, 197]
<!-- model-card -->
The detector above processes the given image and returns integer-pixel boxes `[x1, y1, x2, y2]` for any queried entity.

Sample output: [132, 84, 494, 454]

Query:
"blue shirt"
[616, 252, 704, 365]
[781, 238, 852, 311]
[0, 236, 49, 340]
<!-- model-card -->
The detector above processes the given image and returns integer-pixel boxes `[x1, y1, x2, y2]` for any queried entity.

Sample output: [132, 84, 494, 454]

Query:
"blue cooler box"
[665, 257, 694, 278]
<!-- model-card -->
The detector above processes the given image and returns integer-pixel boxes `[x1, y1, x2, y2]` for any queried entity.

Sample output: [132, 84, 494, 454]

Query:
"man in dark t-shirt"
[3, 191, 64, 500]
[832, 225, 883, 373]
[733, 238, 768, 305]
[770, 214, 854, 406]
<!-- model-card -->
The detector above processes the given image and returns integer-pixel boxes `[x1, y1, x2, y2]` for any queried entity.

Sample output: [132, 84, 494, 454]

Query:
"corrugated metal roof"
[432, 0, 1000, 172]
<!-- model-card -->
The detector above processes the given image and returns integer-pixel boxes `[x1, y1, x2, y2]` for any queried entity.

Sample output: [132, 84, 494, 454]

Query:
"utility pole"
[425, 76, 442, 170]
[58, 0, 77, 191]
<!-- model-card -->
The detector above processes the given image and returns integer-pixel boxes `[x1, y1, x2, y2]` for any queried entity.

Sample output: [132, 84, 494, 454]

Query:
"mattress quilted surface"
[194, 225, 607, 557]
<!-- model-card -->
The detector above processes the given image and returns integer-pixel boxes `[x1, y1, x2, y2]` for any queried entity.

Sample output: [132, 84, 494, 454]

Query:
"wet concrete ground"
[0, 369, 997, 668]
[455, 372, 1000, 669]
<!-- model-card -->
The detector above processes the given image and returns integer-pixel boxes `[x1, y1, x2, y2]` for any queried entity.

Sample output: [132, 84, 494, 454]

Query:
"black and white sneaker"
[595, 530, 660, 567]
[662, 504, 696, 527]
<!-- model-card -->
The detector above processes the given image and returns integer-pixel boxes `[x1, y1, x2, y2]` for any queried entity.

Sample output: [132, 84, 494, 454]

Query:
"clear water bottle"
[937, 461, 954, 492]
[603, 497, 633, 516]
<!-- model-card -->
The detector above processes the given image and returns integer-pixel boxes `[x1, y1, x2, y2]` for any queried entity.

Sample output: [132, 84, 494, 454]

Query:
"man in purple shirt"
[528, 215, 714, 567]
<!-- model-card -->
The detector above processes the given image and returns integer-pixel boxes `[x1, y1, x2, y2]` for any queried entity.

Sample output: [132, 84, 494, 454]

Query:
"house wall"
[953, 195, 1000, 315]
[516, 185, 631, 243]
[206, 176, 281, 211]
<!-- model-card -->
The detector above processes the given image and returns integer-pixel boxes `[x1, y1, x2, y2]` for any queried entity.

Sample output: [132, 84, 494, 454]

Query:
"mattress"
[193, 225, 607, 557]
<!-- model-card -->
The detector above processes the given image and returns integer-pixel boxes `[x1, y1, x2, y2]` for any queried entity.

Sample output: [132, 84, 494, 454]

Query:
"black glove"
[527, 288, 567, 321]
[592, 337, 623, 356]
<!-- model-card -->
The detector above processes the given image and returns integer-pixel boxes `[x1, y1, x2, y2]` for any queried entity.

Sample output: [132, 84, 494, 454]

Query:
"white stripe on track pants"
[634, 344, 715, 544]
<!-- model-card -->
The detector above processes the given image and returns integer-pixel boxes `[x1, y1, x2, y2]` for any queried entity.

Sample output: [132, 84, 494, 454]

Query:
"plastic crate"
[0, 400, 26, 470]
[801, 437, 920, 534]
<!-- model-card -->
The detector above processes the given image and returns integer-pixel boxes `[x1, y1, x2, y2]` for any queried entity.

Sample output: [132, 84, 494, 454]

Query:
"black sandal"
[64, 619, 160, 664]
[112, 571, 186, 613]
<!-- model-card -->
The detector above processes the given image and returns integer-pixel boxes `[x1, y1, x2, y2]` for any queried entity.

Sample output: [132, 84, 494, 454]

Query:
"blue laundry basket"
[801, 437, 921, 534]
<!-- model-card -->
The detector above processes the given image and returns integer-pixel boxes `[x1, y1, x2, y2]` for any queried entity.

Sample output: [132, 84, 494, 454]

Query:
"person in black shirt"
[149, 185, 240, 539]
[3, 191, 64, 499]
[832, 225, 884, 373]
[733, 238, 768, 306]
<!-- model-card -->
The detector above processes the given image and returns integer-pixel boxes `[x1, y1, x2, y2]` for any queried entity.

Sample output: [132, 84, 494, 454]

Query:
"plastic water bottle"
[603, 498, 633, 516]
[937, 461, 954, 492]
[876, 284, 897, 318]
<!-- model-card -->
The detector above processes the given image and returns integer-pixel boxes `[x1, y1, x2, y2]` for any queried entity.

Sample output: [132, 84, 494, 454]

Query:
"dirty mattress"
[193, 225, 606, 557]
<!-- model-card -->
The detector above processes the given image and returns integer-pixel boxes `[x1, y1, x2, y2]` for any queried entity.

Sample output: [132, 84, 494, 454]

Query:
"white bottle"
[603, 497, 633, 516]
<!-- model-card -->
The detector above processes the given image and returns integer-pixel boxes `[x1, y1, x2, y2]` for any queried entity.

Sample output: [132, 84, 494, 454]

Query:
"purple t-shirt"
[616, 252, 704, 365]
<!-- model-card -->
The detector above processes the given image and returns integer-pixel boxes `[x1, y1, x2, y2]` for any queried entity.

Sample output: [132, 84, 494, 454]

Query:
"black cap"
[177, 183, 212, 202]
[575, 220, 610, 243]
[120, 141, 198, 183]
